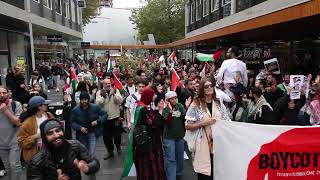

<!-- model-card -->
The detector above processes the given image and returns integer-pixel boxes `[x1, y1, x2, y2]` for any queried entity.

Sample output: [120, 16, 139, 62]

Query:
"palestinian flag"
[70, 67, 78, 93]
[213, 49, 223, 61]
[121, 106, 144, 179]
[107, 59, 112, 73]
[171, 68, 180, 91]
[113, 73, 127, 96]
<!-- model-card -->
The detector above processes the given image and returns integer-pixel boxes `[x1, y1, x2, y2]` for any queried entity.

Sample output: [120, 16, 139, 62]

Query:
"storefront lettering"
[243, 48, 271, 59]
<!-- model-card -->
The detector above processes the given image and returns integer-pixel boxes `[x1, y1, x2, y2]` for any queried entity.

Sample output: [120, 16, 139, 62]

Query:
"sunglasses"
[204, 84, 213, 89]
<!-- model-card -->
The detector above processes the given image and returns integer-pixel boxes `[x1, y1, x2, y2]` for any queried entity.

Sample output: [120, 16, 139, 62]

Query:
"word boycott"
[259, 152, 320, 170]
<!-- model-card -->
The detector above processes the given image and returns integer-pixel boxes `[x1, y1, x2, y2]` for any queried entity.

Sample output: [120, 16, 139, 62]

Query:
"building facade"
[181, 0, 320, 75]
[0, 0, 82, 84]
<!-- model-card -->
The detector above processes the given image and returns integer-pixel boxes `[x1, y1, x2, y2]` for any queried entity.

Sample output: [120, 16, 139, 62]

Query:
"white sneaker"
[56, 88, 59, 92]
[184, 151, 189, 160]
[47, 90, 50, 93]
[0, 170, 6, 177]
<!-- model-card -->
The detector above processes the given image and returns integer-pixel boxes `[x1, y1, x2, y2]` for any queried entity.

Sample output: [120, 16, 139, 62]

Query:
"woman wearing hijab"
[133, 88, 167, 180]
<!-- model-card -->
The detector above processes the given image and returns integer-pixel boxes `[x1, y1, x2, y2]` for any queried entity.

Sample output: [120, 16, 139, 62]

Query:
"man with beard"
[0, 86, 23, 180]
[247, 87, 278, 124]
[216, 46, 248, 88]
[28, 119, 100, 180]
[96, 78, 123, 160]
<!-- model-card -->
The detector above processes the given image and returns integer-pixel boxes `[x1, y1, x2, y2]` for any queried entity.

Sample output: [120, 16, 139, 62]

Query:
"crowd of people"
[0, 46, 319, 180]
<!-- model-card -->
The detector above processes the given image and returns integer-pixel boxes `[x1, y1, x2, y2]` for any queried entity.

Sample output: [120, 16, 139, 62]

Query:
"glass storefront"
[0, 30, 30, 86]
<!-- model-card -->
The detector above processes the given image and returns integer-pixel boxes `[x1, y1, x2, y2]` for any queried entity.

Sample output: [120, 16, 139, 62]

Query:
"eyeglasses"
[204, 84, 213, 89]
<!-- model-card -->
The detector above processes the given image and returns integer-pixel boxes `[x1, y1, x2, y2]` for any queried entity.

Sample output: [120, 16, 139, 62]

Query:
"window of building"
[222, 0, 231, 6]
[203, 0, 209, 17]
[71, 0, 76, 22]
[190, 2, 195, 23]
[43, 0, 52, 9]
[186, 3, 189, 26]
[65, 0, 69, 18]
[56, 0, 62, 14]
[196, 0, 202, 21]
[33, 0, 40, 3]
[211, 0, 219, 12]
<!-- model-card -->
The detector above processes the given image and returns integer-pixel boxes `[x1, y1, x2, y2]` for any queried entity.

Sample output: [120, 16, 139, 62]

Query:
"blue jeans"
[163, 138, 184, 180]
[0, 143, 22, 180]
[76, 132, 97, 157]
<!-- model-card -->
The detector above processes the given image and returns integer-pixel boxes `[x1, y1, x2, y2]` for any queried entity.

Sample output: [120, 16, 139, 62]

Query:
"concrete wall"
[186, 0, 311, 38]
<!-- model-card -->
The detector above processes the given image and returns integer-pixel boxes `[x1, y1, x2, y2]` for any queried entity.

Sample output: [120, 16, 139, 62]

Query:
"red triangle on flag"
[171, 69, 180, 91]
[213, 49, 223, 62]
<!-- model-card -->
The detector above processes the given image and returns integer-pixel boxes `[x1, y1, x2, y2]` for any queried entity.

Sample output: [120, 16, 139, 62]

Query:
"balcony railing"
[236, 0, 268, 13]
[187, 0, 269, 33]
[1, 0, 24, 9]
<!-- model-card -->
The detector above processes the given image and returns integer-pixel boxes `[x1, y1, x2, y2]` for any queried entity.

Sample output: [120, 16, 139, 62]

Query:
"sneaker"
[47, 90, 50, 93]
[56, 88, 59, 92]
[0, 170, 6, 177]
[103, 152, 114, 160]
[184, 151, 189, 160]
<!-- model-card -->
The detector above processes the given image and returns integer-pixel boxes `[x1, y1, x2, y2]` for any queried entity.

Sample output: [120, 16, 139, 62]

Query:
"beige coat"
[192, 101, 222, 176]
[96, 88, 123, 120]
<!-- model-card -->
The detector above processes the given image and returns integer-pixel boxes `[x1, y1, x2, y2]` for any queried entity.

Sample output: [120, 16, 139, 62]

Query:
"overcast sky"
[113, 0, 145, 8]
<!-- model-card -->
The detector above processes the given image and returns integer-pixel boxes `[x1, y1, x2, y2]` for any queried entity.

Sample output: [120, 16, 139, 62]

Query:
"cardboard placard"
[264, 58, 280, 74]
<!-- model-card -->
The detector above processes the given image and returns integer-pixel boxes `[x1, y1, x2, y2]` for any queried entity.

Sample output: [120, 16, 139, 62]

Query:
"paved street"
[46, 81, 197, 180]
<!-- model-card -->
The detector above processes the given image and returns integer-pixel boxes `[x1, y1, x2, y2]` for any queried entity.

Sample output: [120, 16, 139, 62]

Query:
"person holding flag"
[96, 78, 123, 160]
[122, 88, 166, 180]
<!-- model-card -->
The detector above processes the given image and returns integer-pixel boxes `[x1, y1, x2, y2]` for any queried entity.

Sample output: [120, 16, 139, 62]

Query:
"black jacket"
[274, 94, 306, 125]
[27, 140, 100, 180]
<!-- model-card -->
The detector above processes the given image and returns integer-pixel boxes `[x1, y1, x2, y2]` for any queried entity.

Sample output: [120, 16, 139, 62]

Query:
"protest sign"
[213, 120, 320, 180]
[264, 58, 280, 74]
[289, 75, 305, 99]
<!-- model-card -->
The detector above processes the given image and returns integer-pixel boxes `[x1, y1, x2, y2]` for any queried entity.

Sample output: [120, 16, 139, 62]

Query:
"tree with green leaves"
[82, 0, 100, 26]
[130, 0, 186, 44]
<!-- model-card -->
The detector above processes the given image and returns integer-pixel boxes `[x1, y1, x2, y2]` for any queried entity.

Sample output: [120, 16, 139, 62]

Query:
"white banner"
[212, 121, 320, 180]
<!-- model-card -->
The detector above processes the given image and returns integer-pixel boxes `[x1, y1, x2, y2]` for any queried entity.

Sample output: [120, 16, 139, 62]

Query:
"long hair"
[19, 106, 39, 123]
[194, 78, 219, 110]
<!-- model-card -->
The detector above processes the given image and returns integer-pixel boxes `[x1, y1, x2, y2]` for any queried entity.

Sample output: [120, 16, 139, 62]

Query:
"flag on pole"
[171, 68, 180, 91]
[107, 59, 113, 73]
[213, 49, 223, 62]
[122, 106, 144, 179]
[113, 73, 127, 96]
[213, 120, 320, 180]
[196, 53, 214, 62]
[70, 67, 79, 93]
[168, 51, 177, 61]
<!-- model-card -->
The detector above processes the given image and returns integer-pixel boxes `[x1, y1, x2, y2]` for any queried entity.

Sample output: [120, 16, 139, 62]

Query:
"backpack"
[11, 100, 16, 114]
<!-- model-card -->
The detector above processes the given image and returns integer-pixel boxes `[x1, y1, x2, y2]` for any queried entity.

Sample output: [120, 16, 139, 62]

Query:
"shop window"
[190, 2, 195, 23]
[56, 0, 62, 14]
[196, 0, 202, 21]
[211, 0, 219, 12]
[43, 0, 52, 9]
[203, 0, 209, 17]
